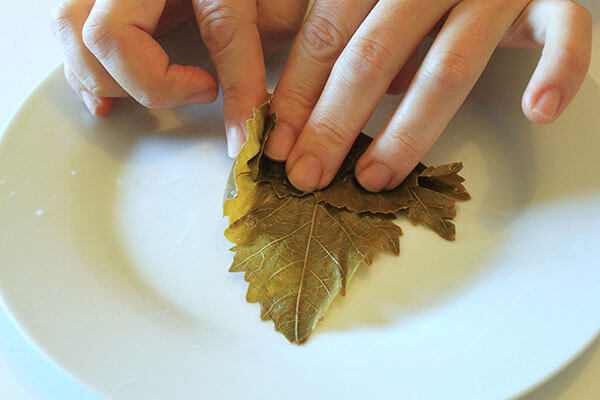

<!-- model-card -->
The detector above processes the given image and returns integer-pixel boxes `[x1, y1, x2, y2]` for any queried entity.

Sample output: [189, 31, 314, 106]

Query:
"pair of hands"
[52, 0, 592, 192]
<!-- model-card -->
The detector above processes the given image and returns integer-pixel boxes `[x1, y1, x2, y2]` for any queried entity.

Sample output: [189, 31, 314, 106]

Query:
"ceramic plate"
[1, 24, 599, 400]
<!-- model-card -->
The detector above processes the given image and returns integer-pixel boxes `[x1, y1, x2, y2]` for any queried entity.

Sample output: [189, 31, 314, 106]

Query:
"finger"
[64, 64, 114, 116]
[83, 0, 219, 110]
[50, 0, 128, 98]
[264, 0, 377, 161]
[387, 50, 419, 95]
[194, 1, 267, 158]
[257, 0, 309, 54]
[286, 0, 458, 191]
[516, 0, 592, 124]
[356, 0, 531, 192]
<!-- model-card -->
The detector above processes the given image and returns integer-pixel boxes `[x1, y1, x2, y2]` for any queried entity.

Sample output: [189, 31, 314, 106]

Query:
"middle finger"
[285, 0, 459, 191]
[265, 0, 377, 161]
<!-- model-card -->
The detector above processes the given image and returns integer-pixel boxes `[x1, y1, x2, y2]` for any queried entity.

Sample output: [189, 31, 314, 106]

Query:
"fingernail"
[187, 89, 218, 104]
[80, 90, 99, 115]
[227, 125, 245, 158]
[287, 154, 323, 192]
[532, 89, 561, 121]
[264, 124, 295, 161]
[356, 162, 393, 192]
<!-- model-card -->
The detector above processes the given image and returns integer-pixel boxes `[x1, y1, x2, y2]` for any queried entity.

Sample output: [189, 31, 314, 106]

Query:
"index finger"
[82, 0, 219, 109]
[194, 1, 268, 157]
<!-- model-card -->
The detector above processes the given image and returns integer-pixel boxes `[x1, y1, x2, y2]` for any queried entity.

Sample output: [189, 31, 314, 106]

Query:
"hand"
[51, 0, 308, 157]
[264, 0, 592, 192]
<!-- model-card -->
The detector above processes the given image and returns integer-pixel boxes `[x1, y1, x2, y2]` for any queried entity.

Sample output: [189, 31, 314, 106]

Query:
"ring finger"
[356, 0, 532, 191]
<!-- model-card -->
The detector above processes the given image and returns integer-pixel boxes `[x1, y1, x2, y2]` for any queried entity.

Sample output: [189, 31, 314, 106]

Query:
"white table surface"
[0, 2, 598, 399]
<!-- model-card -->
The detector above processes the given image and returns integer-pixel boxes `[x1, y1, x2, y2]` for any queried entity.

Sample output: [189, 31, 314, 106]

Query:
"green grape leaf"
[223, 100, 470, 343]
[226, 195, 401, 344]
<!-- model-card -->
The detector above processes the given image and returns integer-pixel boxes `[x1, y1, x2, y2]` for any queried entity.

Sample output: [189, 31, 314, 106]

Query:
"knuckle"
[346, 37, 394, 78]
[387, 129, 423, 160]
[82, 11, 117, 56]
[49, 1, 78, 36]
[221, 81, 244, 104]
[424, 50, 473, 92]
[310, 118, 351, 149]
[301, 13, 347, 63]
[277, 85, 315, 114]
[198, 4, 239, 55]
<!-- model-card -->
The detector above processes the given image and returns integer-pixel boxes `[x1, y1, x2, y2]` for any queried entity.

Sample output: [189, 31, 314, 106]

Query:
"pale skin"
[52, 0, 592, 192]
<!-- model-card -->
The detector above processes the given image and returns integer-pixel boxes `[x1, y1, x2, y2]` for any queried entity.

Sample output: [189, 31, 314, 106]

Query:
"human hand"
[264, 0, 592, 192]
[51, 0, 308, 156]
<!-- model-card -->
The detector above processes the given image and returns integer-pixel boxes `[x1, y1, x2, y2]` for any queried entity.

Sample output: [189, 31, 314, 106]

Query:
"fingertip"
[356, 162, 393, 192]
[286, 153, 323, 192]
[168, 65, 219, 104]
[187, 89, 219, 105]
[221, 85, 268, 150]
[385, 171, 412, 191]
[93, 97, 114, 117]
[523, 109, 556, 125]
[264, 123, 296, 161]
[523, 87, 562, 124]
[81, 90, 113, 116]
[227, 124, 245, 158]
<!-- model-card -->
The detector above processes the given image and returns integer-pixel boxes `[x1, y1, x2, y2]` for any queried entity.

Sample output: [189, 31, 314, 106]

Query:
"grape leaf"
[223, 97, 272, 225]
[223, 100, 470, 343]
[418, 163, 471, 201]
[255, 133, 470, 240]
[226, 195, 401, 344]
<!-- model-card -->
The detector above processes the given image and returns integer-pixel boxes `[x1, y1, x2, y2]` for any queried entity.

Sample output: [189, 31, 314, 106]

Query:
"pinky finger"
[520, 0, 592, 124]
[64, 64, 114, 116]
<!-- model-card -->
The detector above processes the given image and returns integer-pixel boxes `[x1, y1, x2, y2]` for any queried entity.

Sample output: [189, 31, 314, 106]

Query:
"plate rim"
[1, 64, 600, 400]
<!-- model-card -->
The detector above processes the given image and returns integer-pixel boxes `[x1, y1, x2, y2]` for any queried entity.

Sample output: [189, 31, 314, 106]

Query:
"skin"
[52, 0, 592, 192]
[50, 0, 308, 157]
[265, 0, 592, 192]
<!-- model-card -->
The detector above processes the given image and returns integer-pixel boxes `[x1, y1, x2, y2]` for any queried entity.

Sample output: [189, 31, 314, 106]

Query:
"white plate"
[1, 23, 600, 400]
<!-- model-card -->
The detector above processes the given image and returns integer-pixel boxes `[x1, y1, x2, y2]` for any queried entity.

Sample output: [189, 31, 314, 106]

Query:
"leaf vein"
[295, 203, 318, 343]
